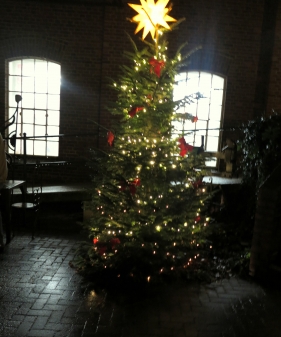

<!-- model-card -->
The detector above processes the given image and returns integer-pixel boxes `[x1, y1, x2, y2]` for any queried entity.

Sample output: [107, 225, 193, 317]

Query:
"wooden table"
[0, 180, 26, 244]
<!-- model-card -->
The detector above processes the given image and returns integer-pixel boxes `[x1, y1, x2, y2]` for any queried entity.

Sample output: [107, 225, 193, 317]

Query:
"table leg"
[1, 190, 12, 244]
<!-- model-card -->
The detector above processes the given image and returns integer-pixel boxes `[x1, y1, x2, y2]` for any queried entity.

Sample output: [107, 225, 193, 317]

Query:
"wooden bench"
[11, 182, 93, 231]
[12, 182, 92, 203]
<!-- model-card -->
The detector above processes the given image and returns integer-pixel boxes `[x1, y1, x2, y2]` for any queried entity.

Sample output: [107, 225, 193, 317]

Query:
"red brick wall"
[0, 0, 271, 182]
[266, 3, 281, 115]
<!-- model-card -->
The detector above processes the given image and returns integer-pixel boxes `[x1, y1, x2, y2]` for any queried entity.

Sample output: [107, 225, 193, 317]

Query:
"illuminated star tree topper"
[128, 0, 177, 42]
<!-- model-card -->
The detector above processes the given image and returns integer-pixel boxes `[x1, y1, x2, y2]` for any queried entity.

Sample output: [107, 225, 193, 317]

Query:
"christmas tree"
[73, 0, 213, 283]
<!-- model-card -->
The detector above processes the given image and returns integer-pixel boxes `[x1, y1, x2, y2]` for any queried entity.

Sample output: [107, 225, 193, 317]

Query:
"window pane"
[195, 134, 204, 147]
[47, 125, 59, 139]
[48, 62, 61, 94]
[206, 136, 219, 152]
[35, 110, 46, 125]
[206, 157, 217, 167]
[175, 72, 186, 83]
[35, 94, 47, 109]
[35, 59, 47, 78]
[186, 82, 199, 96]
[34, 140, 46, 156]
[22, 76, 34, 92]
[187, 72, 200, 94]
[22, 109, 34, 124]
[195, 120, 207, 131]
[34, 125, 45, 136]
[9, 76, 21, 92]
[187, 103, 197, 116]
[48, 94, 60, 110]
[48, 76, 61, 94]
[22, 93, 35, 109]
[47, 141, 59, 156]
[15, 140, 23, 154]
[26, 140, 34, 155]
[35, 77, 47, 93]
[173, 85, 184, 101]
[22, 59, 35, 77]
[198, 72, 212, 95]
[208, 129, 220, 137]
[22, 124, 34, 137]
[208, 120, 221, 130]
[212, 75, 224, 89]
[210, 89, 223, 106]
[209, 104, 222, 120]
[197, 99, 209, 120]
[48, 62, 60, 77]
[9, 60, 22, 76]
[47, 110, 60, 126]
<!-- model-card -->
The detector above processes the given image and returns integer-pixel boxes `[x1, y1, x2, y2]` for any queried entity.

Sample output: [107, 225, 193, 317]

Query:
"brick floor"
[0, 231, 281, 337]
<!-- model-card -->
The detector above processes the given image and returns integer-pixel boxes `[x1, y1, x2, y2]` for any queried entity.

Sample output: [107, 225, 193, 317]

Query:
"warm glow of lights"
[128, 0, 177, 40]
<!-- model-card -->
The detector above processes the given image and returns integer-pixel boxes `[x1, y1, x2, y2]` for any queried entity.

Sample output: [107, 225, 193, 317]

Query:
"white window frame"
[172, 70, 226, 167]
[6, 57, 61, 157]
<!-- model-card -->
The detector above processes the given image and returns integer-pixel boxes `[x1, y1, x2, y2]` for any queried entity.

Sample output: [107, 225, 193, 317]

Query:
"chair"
[11, 165, 42, 239]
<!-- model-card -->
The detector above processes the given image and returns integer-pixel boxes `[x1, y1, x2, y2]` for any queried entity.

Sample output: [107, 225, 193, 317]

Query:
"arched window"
[7, 58, 61, 156]
[173, 71, 225, 166]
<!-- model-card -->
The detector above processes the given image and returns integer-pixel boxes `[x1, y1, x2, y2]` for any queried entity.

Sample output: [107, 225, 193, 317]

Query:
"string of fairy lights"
[92, 130, 212, 280]
[80, 0, 220, 281]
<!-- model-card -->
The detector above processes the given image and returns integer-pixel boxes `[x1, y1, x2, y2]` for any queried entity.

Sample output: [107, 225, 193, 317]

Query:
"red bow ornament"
[133, 178, 141, 186]
[110, 238, 121, 249]
[192, 179, 203, 189]
[98, 246, 107, 255]
[149, 58, 165, 78]
[93, 238, 107, 255]
[119, 178, 141, 196]
[128, 106, 144, 118]
[178, 137, 194, 157]
[107, 130, 114, 146]
[129, 178, 141, 196]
